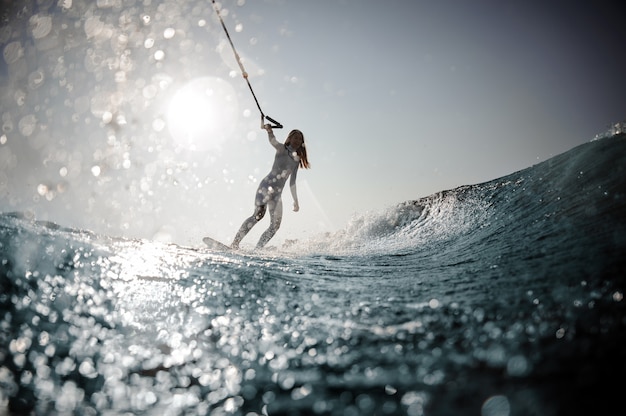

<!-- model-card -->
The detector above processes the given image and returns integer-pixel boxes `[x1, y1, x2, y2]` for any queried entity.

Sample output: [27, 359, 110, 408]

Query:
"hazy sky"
[0, 0, 624, 247]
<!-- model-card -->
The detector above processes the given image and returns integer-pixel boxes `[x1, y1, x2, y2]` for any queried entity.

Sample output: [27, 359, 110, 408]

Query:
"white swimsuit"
[255, 144, 299, 205]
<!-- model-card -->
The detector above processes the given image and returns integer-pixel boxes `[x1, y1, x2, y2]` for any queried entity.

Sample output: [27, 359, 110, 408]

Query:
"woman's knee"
[269, 215, 282, 231]
[254, 206, 266, 221]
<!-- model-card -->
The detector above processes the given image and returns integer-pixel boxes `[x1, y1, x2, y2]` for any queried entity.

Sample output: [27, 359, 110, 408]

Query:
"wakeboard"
[203, 236, 232, 251]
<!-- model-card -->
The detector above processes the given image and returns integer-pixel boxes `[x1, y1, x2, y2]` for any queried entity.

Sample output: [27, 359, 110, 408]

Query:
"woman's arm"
[290, 166, 299, 212]
[264, 124, 282, 150]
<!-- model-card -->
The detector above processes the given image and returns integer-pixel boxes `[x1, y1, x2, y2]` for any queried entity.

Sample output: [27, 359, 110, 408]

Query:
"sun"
[167, 76, 238, 151]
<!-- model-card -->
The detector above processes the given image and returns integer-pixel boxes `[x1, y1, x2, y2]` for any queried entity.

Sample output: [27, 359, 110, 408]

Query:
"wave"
[2, 133, 625, 260]
[293, 132, 626, 257]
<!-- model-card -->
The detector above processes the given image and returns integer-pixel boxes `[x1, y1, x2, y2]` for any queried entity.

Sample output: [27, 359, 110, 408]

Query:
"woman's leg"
[256, 198, 283, 249]
[231, 205, 266, 249]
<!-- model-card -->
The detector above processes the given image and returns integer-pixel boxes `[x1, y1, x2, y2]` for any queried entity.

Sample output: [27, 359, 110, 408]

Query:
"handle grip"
[265, 115, 283, 129]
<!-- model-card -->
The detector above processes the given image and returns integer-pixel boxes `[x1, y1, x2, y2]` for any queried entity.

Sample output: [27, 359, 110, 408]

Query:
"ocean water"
[1, 133, 625, 416]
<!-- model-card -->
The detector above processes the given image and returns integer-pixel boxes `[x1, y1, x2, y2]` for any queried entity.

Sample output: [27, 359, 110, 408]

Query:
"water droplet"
[152, 118, 165, 132]
[84, 16, 104, 38]
[18, 114, 37, 136]
[37, 184, 48, 196]
[29, 14, 52, 39]
[481, 395, 510, 416]
[78, 358, 97, 378]
[506, 355, 529, 377]
[164, 28, 175, 39]
[59, 0, 72, 10]
[28, 69, 45, 89]
[102, 111, 113, 124]
[3, 41, 23, 64]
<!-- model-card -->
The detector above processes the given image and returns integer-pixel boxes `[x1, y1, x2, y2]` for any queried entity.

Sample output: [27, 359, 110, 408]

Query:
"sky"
[0, 0, 624, 248]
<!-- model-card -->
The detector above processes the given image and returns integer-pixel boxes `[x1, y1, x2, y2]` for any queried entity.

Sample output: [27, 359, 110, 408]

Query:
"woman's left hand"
[293, 201, 299, 212]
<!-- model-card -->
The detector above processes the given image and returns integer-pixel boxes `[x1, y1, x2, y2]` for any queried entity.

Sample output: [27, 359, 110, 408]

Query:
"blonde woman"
[231, 124, 310, 249]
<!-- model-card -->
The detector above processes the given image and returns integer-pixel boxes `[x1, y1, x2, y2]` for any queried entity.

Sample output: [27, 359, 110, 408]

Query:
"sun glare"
[167, 76, 238, 151]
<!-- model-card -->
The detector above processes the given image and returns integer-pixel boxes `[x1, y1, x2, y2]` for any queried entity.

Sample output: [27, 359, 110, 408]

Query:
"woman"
[231, 124, 310, 249]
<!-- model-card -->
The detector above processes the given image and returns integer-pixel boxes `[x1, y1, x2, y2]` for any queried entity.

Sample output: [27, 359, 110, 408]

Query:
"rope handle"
[260, 115, 283, 130]
[265, 115, 283, 129]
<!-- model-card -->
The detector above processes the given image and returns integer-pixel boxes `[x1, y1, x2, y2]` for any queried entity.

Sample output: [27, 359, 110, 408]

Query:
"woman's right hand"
[264, 124, 273, 133]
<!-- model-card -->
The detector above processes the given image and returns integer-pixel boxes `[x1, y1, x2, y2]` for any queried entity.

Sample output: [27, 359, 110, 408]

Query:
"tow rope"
[211, 0, 283, 129]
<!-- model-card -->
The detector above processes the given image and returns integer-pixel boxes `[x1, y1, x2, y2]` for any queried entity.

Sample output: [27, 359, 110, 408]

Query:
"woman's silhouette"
[231, 124, 310, 249]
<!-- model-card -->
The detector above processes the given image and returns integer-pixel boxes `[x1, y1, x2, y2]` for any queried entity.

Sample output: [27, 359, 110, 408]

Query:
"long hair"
[285, 129, 310, 169]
